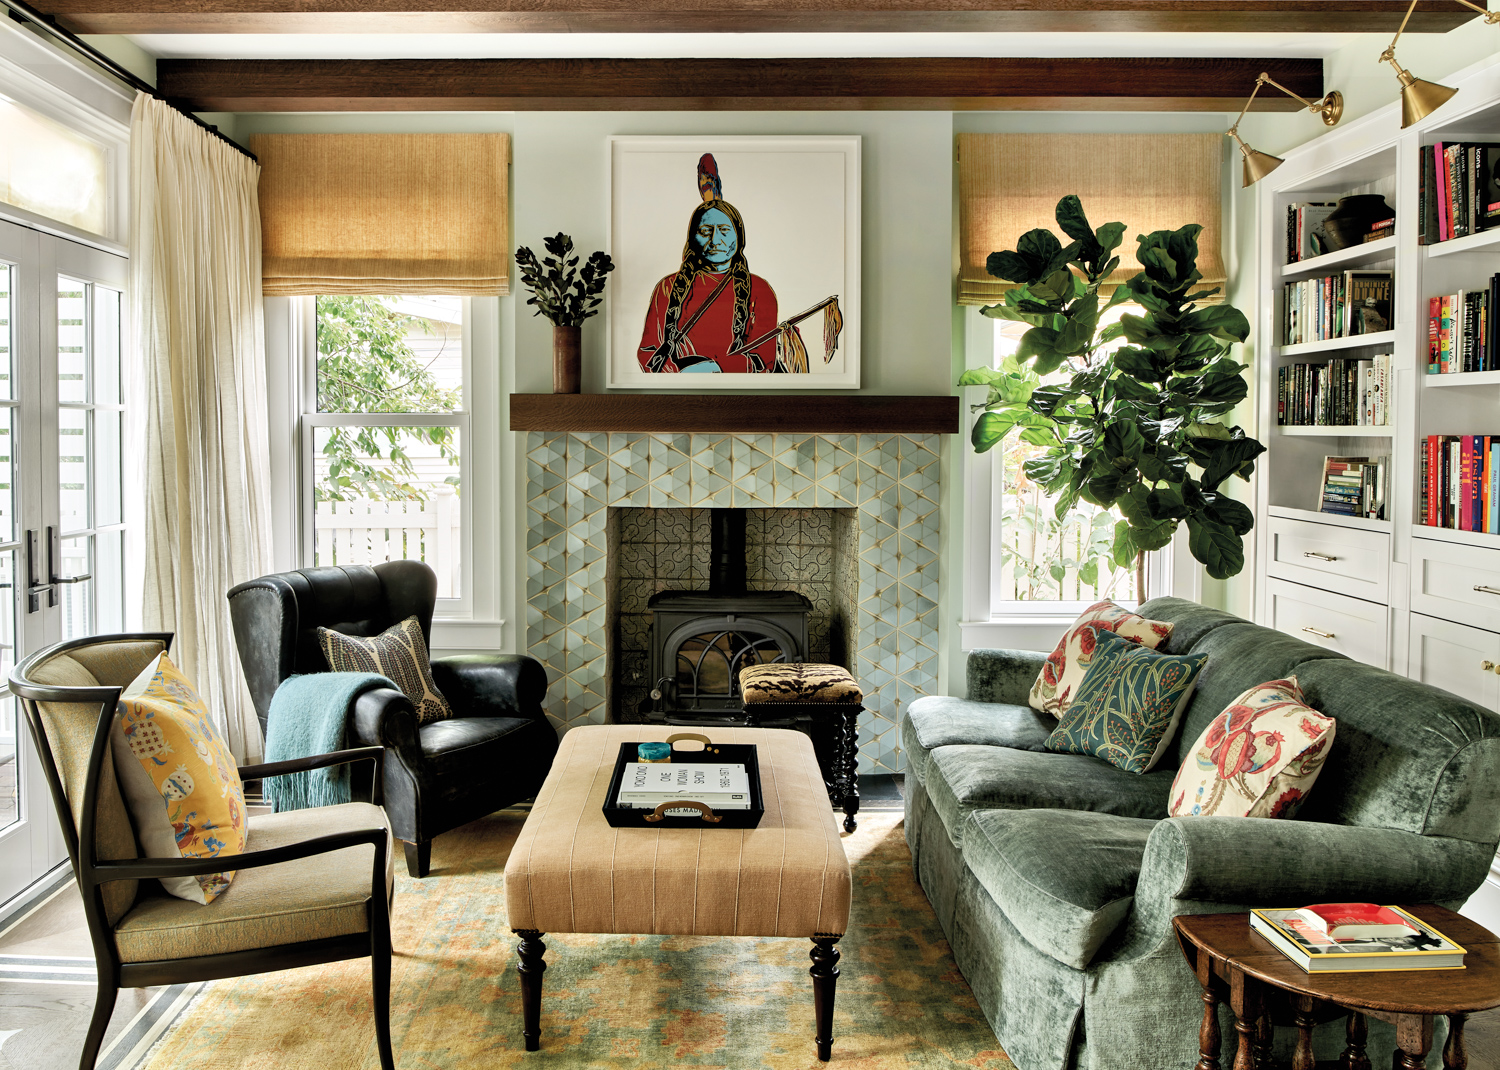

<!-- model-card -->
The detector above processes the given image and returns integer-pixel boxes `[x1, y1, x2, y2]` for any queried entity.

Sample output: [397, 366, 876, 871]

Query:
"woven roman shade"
[957, 133, 1224, 306]
[252, 133, 511, 296]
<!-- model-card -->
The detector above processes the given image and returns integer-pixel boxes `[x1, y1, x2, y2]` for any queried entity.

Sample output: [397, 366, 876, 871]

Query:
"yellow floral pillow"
[110, 652, 247, 903]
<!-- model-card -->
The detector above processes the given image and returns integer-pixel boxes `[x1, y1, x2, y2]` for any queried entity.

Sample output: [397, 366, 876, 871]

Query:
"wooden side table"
[1174, 906, 1500, 1070]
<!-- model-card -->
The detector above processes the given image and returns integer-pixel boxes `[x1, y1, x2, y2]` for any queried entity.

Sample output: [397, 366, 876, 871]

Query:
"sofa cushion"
[924, 744, 1175, 848]
[1029, 600, 1174, 717]
[902, 696, 1054, 785]
[319, 615, 453, 724]
[965, 808, 1157, 969]
[1044, 628, 1208, 773]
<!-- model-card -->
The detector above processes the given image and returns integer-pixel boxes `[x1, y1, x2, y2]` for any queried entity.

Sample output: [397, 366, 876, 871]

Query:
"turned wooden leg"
[1343, 1010, 1372, 1070]
[1255, 1005, 1274, 1070]
[1293, 994, 1318, 1070]
[1394, 1013, 1434, 1070]
[1230, 968, 1263, 1070]
[1443, 1013, 1468, 1070]
[840, 708, 860, 833]
[514, 929, 547, 1052]
[810, 935, 842, 1062]
[1194, 977, 1224, 1070]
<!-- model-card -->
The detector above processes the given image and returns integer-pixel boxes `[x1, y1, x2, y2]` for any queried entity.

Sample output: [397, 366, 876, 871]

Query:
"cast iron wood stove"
[640, 508, 810, 726]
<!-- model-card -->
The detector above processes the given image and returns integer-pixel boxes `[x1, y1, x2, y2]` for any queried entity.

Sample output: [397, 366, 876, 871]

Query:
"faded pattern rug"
[133, 809, 1014, 1068]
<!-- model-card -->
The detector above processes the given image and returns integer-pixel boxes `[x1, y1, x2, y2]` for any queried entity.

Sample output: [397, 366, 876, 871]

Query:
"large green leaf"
[1199, 435, 1267, 489]
[1183, 304, 1250, 343]
[1203, 492, 1255, 536]
[986, 250, 1035, 283]
[1187, 514, 1246, 579]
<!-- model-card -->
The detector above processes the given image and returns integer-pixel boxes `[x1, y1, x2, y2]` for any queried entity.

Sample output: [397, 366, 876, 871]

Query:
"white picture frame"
[607, 134, 861, 390]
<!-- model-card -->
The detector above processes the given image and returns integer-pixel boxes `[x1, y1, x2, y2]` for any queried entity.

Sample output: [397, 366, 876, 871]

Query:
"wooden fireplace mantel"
[508, 393, 961, 435]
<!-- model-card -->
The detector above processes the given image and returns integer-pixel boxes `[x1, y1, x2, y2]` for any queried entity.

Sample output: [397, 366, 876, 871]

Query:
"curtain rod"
[0, 0, 257, 162]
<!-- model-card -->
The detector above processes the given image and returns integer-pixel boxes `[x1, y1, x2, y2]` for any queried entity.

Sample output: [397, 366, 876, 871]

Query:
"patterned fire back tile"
[526, 433, 941, 773]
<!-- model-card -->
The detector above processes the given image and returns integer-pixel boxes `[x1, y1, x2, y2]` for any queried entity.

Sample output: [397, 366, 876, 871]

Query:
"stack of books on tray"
[1251, 903, 1465, 973]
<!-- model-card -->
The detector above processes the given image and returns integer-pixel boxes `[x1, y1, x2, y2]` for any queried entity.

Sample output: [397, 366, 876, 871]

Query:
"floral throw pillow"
[111, 652, 248, 904]
[1043, 627, 1208, 774]
[1169, 676, 1337, 819]
[319, 615, 453, 725]
[1029, 599, 1174, 717]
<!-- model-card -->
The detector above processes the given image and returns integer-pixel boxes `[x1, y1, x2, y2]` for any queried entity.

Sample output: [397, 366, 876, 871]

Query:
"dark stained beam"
[35, 1, 1477, 34]
[157, 56, 1325, 112]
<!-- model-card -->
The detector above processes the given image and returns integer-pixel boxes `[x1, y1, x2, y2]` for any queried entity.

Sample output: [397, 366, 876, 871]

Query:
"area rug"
[132, 809, 1014, 1069]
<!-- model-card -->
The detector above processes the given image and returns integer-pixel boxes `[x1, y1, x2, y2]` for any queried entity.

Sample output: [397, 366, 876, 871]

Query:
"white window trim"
[265, 295, 506, 646]
[0, 19, 130, 254]
[959, 307, 1198, 652]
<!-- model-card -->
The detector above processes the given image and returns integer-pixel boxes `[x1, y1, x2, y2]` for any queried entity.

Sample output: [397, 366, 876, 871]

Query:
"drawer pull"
[1475, 586, 1500, 597]
[1303, 551, 1339, 562]
[1484, 661, 1497, 673]
[1302, 627, 1336, 639]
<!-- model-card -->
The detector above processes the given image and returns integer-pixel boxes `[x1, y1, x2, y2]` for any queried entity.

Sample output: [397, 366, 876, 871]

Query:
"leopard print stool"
[740, 663, 863, 833]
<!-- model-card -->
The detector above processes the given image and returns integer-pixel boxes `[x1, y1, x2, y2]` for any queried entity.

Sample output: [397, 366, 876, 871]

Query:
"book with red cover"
[1251, 904, 1466, 973]
[1428, 435, 1441, 525]
[1429, 296, 1442, 373]
[1461, 437, 1475, 531]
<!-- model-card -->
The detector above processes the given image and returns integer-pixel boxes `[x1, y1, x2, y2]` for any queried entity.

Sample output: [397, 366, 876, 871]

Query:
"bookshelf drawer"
[1412, 538, 1500, 633]
[1268, 578, 1389, 670]
[1408, 613, 1500, 713]
[1267, 516, 1390, 603]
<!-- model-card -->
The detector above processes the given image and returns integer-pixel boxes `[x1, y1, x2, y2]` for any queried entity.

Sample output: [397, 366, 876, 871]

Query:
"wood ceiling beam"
[156, 56, 1326, 112]
[32, 0, 1477, 35]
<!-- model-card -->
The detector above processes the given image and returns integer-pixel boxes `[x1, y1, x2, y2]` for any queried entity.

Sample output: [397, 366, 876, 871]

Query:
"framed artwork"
[607, 135, 861, 390]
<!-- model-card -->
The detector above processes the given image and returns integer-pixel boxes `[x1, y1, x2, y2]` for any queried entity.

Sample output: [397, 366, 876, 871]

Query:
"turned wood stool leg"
[1394, 1013, 1434, 1070]
[810, 935, 842, 1062]
[514, 929, 547, 1052]
[1343, 1010, 1372, 1070]
[1256, 1005, 1274, 1070]
[1195, 977, 1224, 1070]
[1443, 1013, 1468, 1070]
[1293, 994, 1318, 1070]
[840, 707, 860, 833]
[1230, 969, 1263, 1070]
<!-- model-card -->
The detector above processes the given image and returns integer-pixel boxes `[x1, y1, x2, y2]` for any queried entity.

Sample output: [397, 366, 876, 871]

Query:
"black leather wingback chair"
[227, 560, 558, 878]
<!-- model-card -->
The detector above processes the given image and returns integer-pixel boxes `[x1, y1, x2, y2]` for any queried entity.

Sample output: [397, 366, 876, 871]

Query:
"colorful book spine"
[1436, 141, 1451, 241]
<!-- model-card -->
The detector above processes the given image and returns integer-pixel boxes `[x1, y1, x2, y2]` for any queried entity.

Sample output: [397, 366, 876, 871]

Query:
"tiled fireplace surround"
[525, 432, 941, 773]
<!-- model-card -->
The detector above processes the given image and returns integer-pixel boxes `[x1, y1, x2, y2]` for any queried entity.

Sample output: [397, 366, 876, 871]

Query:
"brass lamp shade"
[1397, 68, 1458, 128]
[1241, 147, 1285, 187]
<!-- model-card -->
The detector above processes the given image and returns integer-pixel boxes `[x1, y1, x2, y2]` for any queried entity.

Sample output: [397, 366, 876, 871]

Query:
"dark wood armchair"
[9, 632, 395, 1070]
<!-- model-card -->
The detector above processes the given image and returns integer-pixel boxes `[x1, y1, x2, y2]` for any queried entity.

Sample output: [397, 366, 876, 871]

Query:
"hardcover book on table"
[1250, 904, 1466, 973]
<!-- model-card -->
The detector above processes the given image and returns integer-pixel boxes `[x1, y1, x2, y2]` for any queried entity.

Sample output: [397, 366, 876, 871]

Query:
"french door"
[0, 218, 127, 903]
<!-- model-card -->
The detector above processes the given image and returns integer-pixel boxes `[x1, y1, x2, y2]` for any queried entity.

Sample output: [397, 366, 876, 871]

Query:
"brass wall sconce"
[1382, 0, 1498, 127]
[1226, 72, 1344, 188]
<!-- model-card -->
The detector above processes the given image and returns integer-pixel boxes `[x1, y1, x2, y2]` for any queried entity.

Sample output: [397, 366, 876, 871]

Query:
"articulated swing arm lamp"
[1380, 0, 1491, 127]
[1227, 72, 1344, 187]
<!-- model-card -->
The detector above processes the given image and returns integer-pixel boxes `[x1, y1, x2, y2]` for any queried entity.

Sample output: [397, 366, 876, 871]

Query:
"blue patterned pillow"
[1043, 626, 1209, 774]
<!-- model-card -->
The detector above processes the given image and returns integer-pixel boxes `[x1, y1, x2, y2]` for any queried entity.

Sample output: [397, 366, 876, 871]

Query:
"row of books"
[1281, 271, 1393, 346]
[1427, 280, 1500, 373]
[1251, 904, 1463, 974]
[1420, 435, 1500, 532]
[1277, 354, 1390, 427]
[1320, 456, 1387, 520]
[1418, 141, 1500, 245]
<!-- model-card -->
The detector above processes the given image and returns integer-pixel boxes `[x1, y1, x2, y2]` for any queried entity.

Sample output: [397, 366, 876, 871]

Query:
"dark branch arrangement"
[515, 233, 615, 328]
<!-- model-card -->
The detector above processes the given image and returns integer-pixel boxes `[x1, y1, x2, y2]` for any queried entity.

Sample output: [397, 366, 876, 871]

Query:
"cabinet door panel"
[1268, 578, 1389, 669]
[1411, 537, 1500, 635]
[1407, 613, 1500, 712]
[1268, 516, 1390, 603]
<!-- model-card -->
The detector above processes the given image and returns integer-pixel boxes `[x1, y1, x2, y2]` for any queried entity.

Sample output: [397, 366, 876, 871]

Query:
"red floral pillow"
[1029, 600, 1174, 717]
[1169, 676, 1336, 819]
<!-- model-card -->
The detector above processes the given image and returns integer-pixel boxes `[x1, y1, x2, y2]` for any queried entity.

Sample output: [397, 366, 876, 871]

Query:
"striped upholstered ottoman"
[503, 725, 853, 1061]
[739, 663, 864, 832]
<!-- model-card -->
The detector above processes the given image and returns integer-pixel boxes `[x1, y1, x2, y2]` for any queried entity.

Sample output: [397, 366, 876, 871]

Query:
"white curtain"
[130, 93, 273, 761]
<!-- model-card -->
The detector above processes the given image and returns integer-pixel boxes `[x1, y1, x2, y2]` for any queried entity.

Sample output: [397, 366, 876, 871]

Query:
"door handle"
[1302, 626, 1336, 639]
[47, 527, 90, 585]
[24, 529, 53, 613]
[1302, 551, 1339, 562]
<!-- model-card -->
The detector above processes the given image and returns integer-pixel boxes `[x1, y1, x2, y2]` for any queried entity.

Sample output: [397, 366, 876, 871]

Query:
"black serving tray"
[602, 738, 765, 829]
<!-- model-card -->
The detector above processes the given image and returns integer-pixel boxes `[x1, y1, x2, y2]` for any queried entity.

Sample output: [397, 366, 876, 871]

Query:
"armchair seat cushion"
[925, 744, 1174, 848]
[419, 715, 556, 771]
[902, 697, 1053, 786]
[114, 802, 393, 963]
[964, 809, 1157, 969]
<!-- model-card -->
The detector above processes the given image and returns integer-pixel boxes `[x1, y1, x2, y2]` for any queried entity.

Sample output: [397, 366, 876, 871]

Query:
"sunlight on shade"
[0, 99, 107, 235]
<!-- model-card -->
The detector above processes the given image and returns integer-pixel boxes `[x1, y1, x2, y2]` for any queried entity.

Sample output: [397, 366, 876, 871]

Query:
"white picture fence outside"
[314, 484, 460, 597]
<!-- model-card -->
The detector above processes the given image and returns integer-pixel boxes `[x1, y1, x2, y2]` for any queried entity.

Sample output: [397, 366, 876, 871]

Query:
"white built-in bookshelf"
[1253, 55, 1500, 929]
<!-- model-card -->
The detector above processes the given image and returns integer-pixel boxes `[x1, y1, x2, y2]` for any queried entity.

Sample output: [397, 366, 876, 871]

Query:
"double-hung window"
[298, 295, 470, 614]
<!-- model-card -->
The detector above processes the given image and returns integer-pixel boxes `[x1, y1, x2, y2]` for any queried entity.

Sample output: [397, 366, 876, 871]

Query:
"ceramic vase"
[552, 324, 581, 394]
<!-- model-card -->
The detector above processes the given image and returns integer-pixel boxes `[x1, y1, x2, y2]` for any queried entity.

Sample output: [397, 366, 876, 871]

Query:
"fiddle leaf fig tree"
[960, 195, 1264, 580]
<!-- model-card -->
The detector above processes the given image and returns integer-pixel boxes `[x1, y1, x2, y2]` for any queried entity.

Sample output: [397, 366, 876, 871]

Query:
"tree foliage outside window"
[314, 295, 460, 502]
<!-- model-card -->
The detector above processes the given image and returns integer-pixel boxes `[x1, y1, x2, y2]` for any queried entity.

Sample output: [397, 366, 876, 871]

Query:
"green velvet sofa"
[901, 597, 1500, 1070]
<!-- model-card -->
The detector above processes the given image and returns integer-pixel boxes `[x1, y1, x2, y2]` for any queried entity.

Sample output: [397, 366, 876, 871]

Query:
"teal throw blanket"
[264, 672, 396, 812]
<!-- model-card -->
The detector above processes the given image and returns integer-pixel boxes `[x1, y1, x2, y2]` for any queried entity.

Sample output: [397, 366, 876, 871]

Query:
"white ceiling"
[127, 31, 1343, 61]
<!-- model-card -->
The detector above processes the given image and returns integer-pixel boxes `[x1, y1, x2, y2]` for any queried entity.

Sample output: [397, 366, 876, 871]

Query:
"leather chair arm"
[430, 654, 549, 721]
[348, 687, 421, 756]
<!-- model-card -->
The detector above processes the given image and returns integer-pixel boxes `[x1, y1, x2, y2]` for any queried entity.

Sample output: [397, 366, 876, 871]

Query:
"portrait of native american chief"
[636, 153, 843, 376]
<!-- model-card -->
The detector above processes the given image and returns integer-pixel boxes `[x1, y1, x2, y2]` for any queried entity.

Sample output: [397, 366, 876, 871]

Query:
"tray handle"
[644, 800, 723, 824]
[665, 732, 719, 754]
